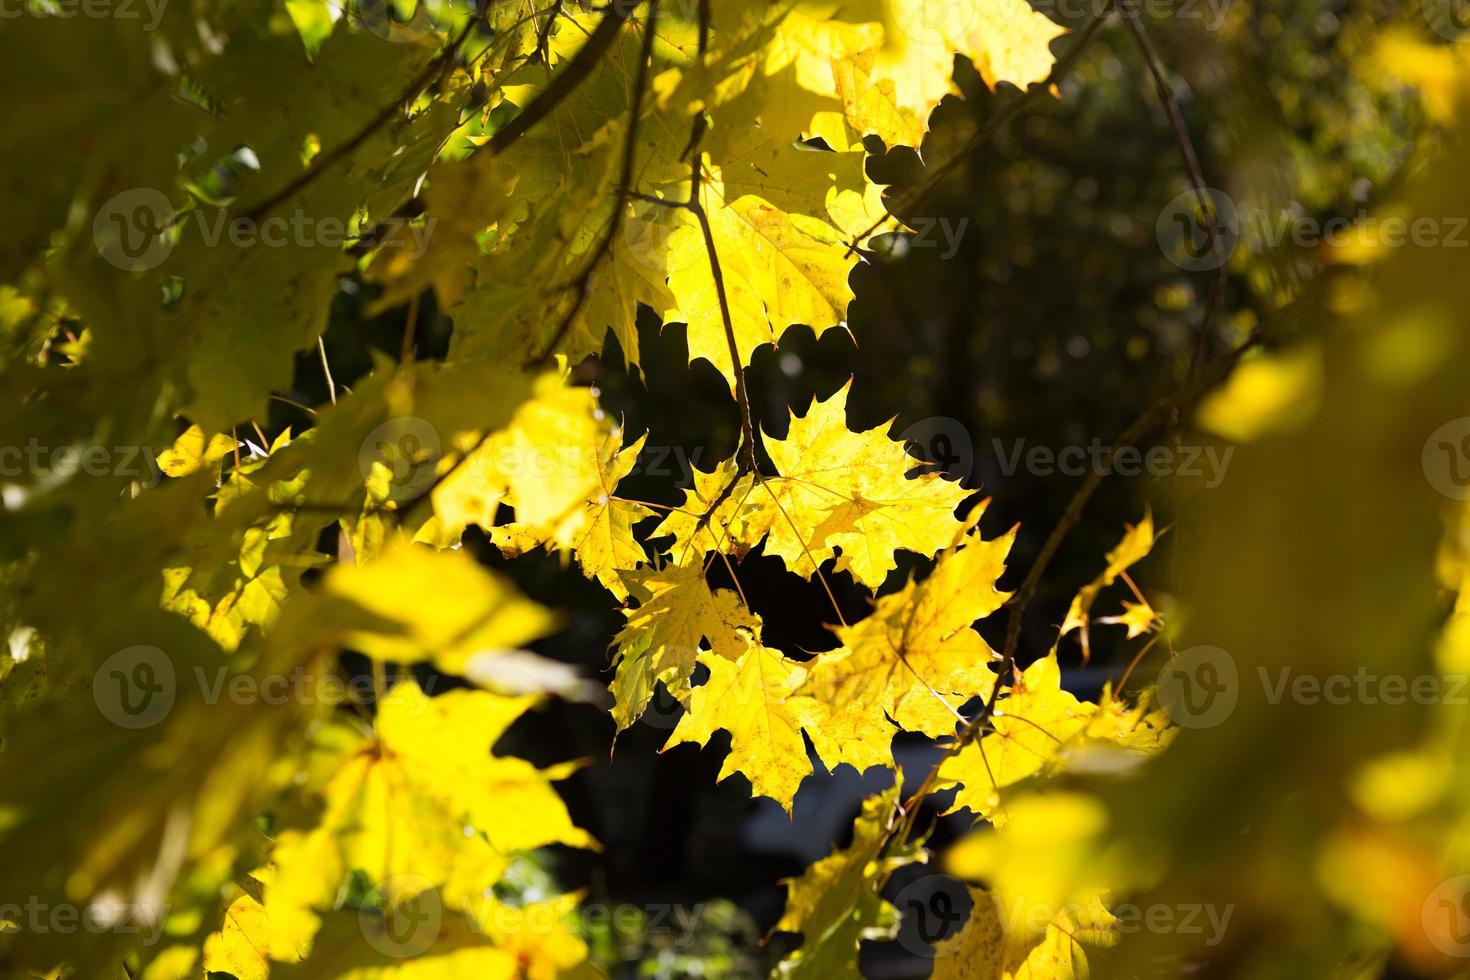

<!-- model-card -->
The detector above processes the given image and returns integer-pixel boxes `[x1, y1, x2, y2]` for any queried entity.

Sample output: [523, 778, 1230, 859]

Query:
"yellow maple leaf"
[155, 423, 236, 477]
[1097, 598, 1160, 639]
[425, 376, 652, 597]
[264, 901, 520, 980]
[772, 783, 923, 977]
[663, 636, 814, 812]
[768, 0, 1066, 148]
[929, 885, 1113, 979]
[872, 0, 1066, 117]
[657, 383, 971, 589]
[652, 458, 771, 564]
[367, 153, 516, 312]
[532, 434, 654, 600]
[799, 515, 1014, 772]
[664, 142, 890, 391]
[324, 544, 555, 676]
[1060, 510, 1155, 661]
[264, 679, 593, 957]
[936, 653, 1170, 824]
[755, 382, 975, 586]
[203, 880, 293, 980]
[943, 792, 1127, 971]
[608, 563, 761, 730]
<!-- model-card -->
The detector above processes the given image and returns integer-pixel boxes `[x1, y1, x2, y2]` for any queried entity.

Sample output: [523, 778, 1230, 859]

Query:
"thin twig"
[317, 336, 337, 405]
[529, 0, 662, 367]
[269, 392, 317, 417]
[1122, 10, 1226, 384]
[886, 324, 1266, 849]
[1124, 9, 1227, 618]
[401, 292, 421, 363]
[685, 0, 756, 473]
[242, 7, 484, 222]
[618, 0, 755, 473]
[478, 2, 637, 157]
[690, 191, 758, 473]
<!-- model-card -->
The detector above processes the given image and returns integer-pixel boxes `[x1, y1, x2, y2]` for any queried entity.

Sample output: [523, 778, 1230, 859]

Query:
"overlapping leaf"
[771, 783, 924, 977]
[657, 382, 971, 587]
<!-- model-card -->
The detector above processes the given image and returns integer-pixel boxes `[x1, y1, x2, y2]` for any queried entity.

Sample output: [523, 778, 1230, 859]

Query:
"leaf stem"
[529, 0, 661, 368]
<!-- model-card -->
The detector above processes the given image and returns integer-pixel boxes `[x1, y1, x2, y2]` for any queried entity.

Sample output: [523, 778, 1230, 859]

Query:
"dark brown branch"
[1122, 10, 1226, 384]
[886, 322, 1267, 848]
[689, 189, 758, 474]
[529, 0, 661, 368]
[686, 0, 756, 474]
[1123, 9, 1228, 583]
[479, 2, 636, 157]
[242, 7, 484, 222]
[244, 0, 629, 224]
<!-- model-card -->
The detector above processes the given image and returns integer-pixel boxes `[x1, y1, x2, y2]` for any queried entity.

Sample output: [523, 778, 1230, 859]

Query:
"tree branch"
[242, 6, 485, 222]
[685, 0, 757, 474]
[1122, 10, 1226, 384]
[529, 0, 661, 368]
[479, 1, 637, 157]
[886, 321, 1267, 849]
